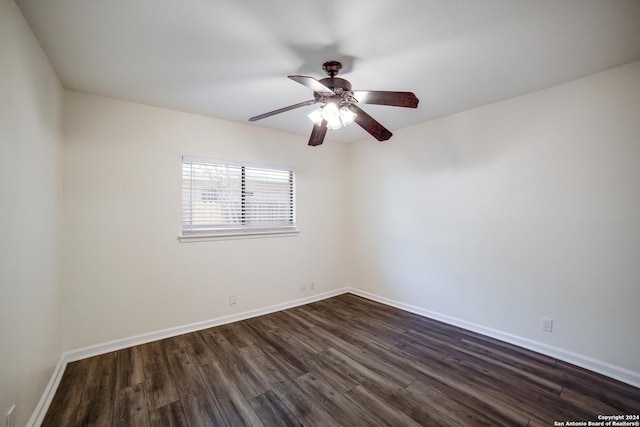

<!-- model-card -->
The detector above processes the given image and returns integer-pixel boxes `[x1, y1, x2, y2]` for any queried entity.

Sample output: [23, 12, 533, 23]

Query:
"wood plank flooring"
[43, 293, 640, 426]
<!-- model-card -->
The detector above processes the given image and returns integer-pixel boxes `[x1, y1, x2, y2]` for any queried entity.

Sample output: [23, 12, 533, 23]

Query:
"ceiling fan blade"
[249, 99, 317, 122]
[308, 121, 328, 146]
[350, 105, 392, 141]
[288, 75, 335, 95]
[352, 91, 419, 108]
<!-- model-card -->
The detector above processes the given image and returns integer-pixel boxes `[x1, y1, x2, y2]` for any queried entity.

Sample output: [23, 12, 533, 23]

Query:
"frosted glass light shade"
[326, 117, 342, 130]
[321, 102, 339, 121]
[339, 107, 356, 126]
[307, 107, 323, 126]
[307, 103, 358, 130]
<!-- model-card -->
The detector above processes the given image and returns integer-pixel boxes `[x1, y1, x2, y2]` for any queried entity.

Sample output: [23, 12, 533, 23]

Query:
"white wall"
[349, 61, 640, 379]
[3, 3, 639, 419]
[0, 0, 64, 425]
[61, 91, 351, 351]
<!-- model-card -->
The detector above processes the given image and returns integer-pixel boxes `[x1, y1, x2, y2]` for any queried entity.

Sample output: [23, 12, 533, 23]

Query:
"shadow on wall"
[395, 100, 556, 173]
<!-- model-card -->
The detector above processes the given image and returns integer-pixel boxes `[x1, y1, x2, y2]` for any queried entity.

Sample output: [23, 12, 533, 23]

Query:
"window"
[180, 156, 296, 240]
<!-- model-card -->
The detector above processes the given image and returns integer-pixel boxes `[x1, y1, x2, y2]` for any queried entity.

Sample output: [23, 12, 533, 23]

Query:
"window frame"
[179, 156, 298, 242]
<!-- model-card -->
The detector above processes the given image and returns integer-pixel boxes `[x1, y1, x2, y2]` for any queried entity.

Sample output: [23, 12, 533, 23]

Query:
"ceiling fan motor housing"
[318, 77, 352, 92]
[320, 61, 351, 93]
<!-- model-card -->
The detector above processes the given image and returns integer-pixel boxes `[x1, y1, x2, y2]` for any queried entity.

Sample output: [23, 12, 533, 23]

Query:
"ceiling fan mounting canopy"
[249, 60, 419, 146]
[322, 60, 343, 77]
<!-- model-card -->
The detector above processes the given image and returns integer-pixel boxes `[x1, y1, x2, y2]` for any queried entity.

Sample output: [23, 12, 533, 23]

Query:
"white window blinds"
[181, 157, 296, 237]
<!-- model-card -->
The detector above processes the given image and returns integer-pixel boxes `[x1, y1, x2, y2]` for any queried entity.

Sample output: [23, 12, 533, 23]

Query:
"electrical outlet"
[541, 317, 553, 333]
[310, 281, 315, 290]
[6, 405, 15, 427]
[299, 281, 306, 291]
[229, 295, 236, 305]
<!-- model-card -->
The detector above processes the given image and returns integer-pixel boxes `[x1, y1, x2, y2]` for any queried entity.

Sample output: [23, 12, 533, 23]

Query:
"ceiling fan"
[249, 61, 419, 146]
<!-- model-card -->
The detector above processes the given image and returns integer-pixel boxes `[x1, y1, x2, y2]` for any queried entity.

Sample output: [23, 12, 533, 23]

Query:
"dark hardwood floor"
[43, 293, 640, 426]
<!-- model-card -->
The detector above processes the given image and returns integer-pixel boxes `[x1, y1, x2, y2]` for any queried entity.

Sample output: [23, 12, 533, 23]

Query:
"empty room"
[2, 0, 640, 425]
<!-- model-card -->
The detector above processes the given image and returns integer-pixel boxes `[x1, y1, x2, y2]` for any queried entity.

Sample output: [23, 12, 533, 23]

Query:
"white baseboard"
[64, 287, 349, 363]
[28, 287, 349, 426]
[29, 286, 640, 426]
[27, 353, 67, 427]
[348, 288, 640, 389]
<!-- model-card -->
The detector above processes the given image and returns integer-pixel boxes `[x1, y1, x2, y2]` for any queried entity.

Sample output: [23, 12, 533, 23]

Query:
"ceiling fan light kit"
[249, 61, 419, 146]
[307, 103, 356, 130]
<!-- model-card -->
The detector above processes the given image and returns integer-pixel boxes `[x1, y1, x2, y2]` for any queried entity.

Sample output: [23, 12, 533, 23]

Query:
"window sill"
[178, 228, 299, 243]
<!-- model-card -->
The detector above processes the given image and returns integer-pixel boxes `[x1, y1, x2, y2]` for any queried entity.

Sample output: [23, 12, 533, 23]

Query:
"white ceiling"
[16, 0, 640, 143]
